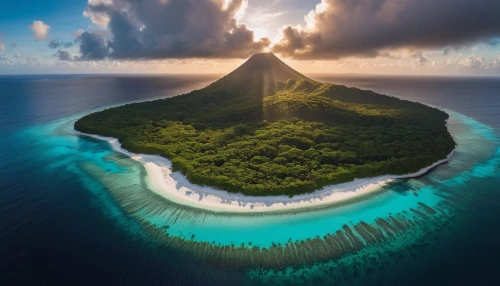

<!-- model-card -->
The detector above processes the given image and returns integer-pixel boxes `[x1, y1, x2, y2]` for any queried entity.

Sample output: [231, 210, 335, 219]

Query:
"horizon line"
[1, 72, 500, 78]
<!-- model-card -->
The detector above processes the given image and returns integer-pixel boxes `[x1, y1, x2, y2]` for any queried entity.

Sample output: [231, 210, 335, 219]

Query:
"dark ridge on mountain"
[203, 53, 312, 96]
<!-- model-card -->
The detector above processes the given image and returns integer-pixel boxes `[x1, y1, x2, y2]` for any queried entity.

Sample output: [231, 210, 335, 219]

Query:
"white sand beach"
[76, 131, 454, 213]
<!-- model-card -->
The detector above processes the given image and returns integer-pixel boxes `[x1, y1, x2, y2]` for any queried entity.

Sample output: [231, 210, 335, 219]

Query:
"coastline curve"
[74, 130, 454, 213]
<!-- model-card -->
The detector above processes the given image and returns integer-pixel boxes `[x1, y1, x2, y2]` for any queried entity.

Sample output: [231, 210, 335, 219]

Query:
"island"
[75, 53, 455, 197]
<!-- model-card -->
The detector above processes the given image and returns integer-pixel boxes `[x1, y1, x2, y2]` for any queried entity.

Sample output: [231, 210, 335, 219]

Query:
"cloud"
[76, 32, 110, 60]
[48, 40, 74, 49]
[0, 35, 5, 51]
[77, 0, 270, 60]
[458, 55, 485, 69]
[23, 55, 39, 65]
[262, 12, 283, 18]
[73, 29, 84, 37]
[0, 55, 12, 65]
[29, 21, 51, 39]
[411, 52, 428, 66]
[55, 50, 73, 61]
[272, 0, 500, 60]
[492, 56, 500, 69]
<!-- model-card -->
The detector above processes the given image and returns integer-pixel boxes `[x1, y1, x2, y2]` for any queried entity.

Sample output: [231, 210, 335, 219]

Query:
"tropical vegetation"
[75, 53, 455, 196]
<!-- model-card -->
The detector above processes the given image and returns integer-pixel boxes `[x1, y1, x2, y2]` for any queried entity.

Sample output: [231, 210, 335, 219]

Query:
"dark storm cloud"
[55, 50, 73, 61]
[48, 40, 74, 49]
[78, 0, 270, 60]
[272, 0, 500, 60]
[76, 31, 110, 60]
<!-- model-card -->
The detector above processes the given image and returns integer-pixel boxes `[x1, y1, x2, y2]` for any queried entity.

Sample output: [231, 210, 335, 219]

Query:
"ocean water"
[1, 74, 499, 285]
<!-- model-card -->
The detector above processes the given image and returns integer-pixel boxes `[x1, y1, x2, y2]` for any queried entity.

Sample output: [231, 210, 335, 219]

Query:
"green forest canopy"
[75, 54, 455, 197]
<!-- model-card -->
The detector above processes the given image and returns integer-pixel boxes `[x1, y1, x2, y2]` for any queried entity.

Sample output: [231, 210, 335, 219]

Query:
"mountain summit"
[205, 53, 311, 96]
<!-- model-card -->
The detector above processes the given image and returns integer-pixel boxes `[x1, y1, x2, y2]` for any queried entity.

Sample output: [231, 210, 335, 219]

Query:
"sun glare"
[252, 27, 271, 40]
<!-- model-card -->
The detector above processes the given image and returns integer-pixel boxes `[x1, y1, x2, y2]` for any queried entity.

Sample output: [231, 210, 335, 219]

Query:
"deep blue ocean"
[1, 74, 499, 285]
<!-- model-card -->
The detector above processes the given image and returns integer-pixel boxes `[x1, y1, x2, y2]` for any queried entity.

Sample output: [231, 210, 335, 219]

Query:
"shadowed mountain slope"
[203, 53, 311, 97]
[75, 54, 455, 196]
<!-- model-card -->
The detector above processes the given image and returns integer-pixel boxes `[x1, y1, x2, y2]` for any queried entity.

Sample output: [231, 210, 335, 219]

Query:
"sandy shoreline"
[76, 131, 454, 213]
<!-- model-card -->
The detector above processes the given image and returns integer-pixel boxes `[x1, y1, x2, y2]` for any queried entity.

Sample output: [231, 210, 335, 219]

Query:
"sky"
[1, 0, 500, 75]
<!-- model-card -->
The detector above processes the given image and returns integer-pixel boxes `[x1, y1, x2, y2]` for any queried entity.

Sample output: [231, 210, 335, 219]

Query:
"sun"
[252, 27, 271, 40]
